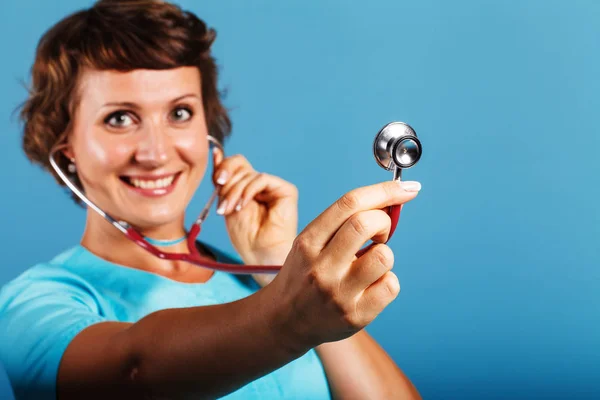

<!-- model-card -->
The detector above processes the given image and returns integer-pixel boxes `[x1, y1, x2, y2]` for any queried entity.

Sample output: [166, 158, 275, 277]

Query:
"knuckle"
[348, 213, 369, 237]
[306, 268, 335, 297]
[232, 154, 250, 167]
[341, 311, 362, 329]
[337, 191, 361, 213]
[343, 300, 368, 329]
[292, 234, 314, 256]
[373, 245, 394, 268]
[368, 276, 399, 313]
[305, 269, 320, 288]
[383, 272, 400, 298]
[255, 172, 268, 182]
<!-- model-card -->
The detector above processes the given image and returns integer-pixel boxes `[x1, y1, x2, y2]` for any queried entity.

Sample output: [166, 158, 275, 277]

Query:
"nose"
[135, 123, 169, 167]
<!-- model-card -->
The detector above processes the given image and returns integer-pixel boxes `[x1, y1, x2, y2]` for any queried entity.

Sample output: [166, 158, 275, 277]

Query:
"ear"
[61, 147, 75, 161]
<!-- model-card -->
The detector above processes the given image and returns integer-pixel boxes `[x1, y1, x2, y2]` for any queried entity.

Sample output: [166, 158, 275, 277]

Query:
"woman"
[0, 0, 423, 399]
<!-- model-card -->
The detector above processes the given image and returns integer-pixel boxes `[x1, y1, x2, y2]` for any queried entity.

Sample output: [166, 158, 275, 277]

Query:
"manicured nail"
[216, 170, 228, 185]
[217, 199, 228, 215]
[400, 181, 421, 192]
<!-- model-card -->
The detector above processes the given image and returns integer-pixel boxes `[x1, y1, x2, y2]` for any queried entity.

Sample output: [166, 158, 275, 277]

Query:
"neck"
[80, 210, 210, 279]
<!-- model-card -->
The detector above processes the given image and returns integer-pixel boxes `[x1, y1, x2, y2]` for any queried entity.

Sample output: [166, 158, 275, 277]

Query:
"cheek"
[75, 134, 135, 178]
[177, 134, 209, 172]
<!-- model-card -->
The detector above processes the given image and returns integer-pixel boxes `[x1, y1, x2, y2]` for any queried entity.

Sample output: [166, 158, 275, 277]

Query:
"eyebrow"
[101, 93, 200, 109]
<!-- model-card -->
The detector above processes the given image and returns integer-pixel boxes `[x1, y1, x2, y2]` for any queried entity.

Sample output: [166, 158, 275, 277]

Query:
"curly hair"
[19, 0, 231, 202]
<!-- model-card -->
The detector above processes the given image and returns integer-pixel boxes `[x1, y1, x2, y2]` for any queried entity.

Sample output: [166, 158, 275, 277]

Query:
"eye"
[170, 106, 193, 123]
[104, 111, 135, 128]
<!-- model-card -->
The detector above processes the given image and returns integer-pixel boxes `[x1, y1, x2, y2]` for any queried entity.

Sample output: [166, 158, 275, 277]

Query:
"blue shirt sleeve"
[0, 265, 106, 400]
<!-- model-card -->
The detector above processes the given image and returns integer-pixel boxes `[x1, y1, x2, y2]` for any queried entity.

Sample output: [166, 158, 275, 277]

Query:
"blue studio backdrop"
[0, 1, 598, 399]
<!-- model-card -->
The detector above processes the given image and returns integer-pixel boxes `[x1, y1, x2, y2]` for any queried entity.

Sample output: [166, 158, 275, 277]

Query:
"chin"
[124, 206, 183, 230]
[116, 189, 189, 230]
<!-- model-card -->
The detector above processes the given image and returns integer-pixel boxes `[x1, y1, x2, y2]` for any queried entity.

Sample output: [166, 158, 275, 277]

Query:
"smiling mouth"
[120, 172, 181, 196]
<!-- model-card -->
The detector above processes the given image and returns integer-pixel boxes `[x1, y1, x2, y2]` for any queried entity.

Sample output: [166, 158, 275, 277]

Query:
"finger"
[303, 180, 421, 251]
[238, 173, 296, 209]
[217, 172, 257, 215]
[213, 154, 252, 187]
[342, 244, 394, 294]
[212, 146, 224, 168]
[321, 209, 391, 265]
[219, 168, 253, 198]
[357, 271, 400, 321]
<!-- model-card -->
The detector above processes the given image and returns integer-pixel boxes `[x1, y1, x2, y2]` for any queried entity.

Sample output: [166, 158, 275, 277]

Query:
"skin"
[57, 66, 422, 399]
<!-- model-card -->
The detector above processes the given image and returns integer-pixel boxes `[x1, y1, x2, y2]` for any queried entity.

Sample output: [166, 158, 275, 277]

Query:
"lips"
[120, 172, 181, 197]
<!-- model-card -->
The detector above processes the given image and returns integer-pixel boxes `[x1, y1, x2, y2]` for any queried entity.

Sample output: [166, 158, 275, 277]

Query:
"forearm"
[316, 330, 421, 400]
[126, 285, 306, 399]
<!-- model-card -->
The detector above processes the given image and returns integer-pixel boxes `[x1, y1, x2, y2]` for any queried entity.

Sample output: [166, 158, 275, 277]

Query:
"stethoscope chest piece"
[373, 122, 422, 175]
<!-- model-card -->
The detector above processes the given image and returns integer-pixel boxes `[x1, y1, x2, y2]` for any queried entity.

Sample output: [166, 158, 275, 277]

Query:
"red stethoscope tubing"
[124, 204, 402, 274]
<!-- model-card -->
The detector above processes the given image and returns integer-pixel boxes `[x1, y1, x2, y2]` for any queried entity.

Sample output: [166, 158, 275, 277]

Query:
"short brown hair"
[19, 0, 231, 200]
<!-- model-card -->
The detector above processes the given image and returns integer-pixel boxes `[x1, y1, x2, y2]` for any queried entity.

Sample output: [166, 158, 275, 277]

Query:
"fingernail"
[216, 171, 228, 185]
[217, 199, 228, 215]
[399, 181, 421, 192]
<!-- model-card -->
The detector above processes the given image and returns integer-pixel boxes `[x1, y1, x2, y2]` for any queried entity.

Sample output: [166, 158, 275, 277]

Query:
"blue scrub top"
[0, 244, 331, 400]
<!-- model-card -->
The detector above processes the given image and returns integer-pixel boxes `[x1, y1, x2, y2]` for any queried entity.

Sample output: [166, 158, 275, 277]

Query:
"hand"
[265, 180, 421, 350]
[212, 148, 298, 285]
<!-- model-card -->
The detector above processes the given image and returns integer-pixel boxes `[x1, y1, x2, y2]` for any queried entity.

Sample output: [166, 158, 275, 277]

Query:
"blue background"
[1, 1, 599, 399]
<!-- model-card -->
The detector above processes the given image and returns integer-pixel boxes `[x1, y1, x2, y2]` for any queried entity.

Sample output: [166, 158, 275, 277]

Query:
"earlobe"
[61, 147, 77, 174]
[61, 146, 74, 161]
[61, 146, 77, 173]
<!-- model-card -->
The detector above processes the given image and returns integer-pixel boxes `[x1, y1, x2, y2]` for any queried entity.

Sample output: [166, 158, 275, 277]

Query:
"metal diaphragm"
[373, 122, 422, 171]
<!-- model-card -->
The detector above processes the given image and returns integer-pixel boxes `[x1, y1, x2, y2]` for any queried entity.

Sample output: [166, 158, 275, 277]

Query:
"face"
[68, 67, 209, 230]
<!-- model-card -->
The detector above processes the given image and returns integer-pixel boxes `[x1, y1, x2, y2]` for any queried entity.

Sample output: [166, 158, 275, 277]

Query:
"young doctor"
[0, 0, 423, 399]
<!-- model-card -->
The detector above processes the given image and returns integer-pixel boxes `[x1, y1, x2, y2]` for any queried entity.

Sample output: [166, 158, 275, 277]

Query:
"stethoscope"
[48, 121, 422, 274]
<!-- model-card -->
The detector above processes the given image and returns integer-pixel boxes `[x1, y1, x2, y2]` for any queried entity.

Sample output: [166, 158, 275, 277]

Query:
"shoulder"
[0, 246, 101, 314]
[0, 247, 106, 399]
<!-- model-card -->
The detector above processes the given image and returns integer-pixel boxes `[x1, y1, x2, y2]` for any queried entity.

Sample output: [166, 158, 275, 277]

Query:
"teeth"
[129, 175, 175, 189]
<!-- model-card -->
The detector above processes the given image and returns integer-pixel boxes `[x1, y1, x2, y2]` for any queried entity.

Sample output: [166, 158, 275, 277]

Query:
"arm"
[59, 180, 420, 400]
[58, 286, 307, 400]
[316, 331, 421, 400]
